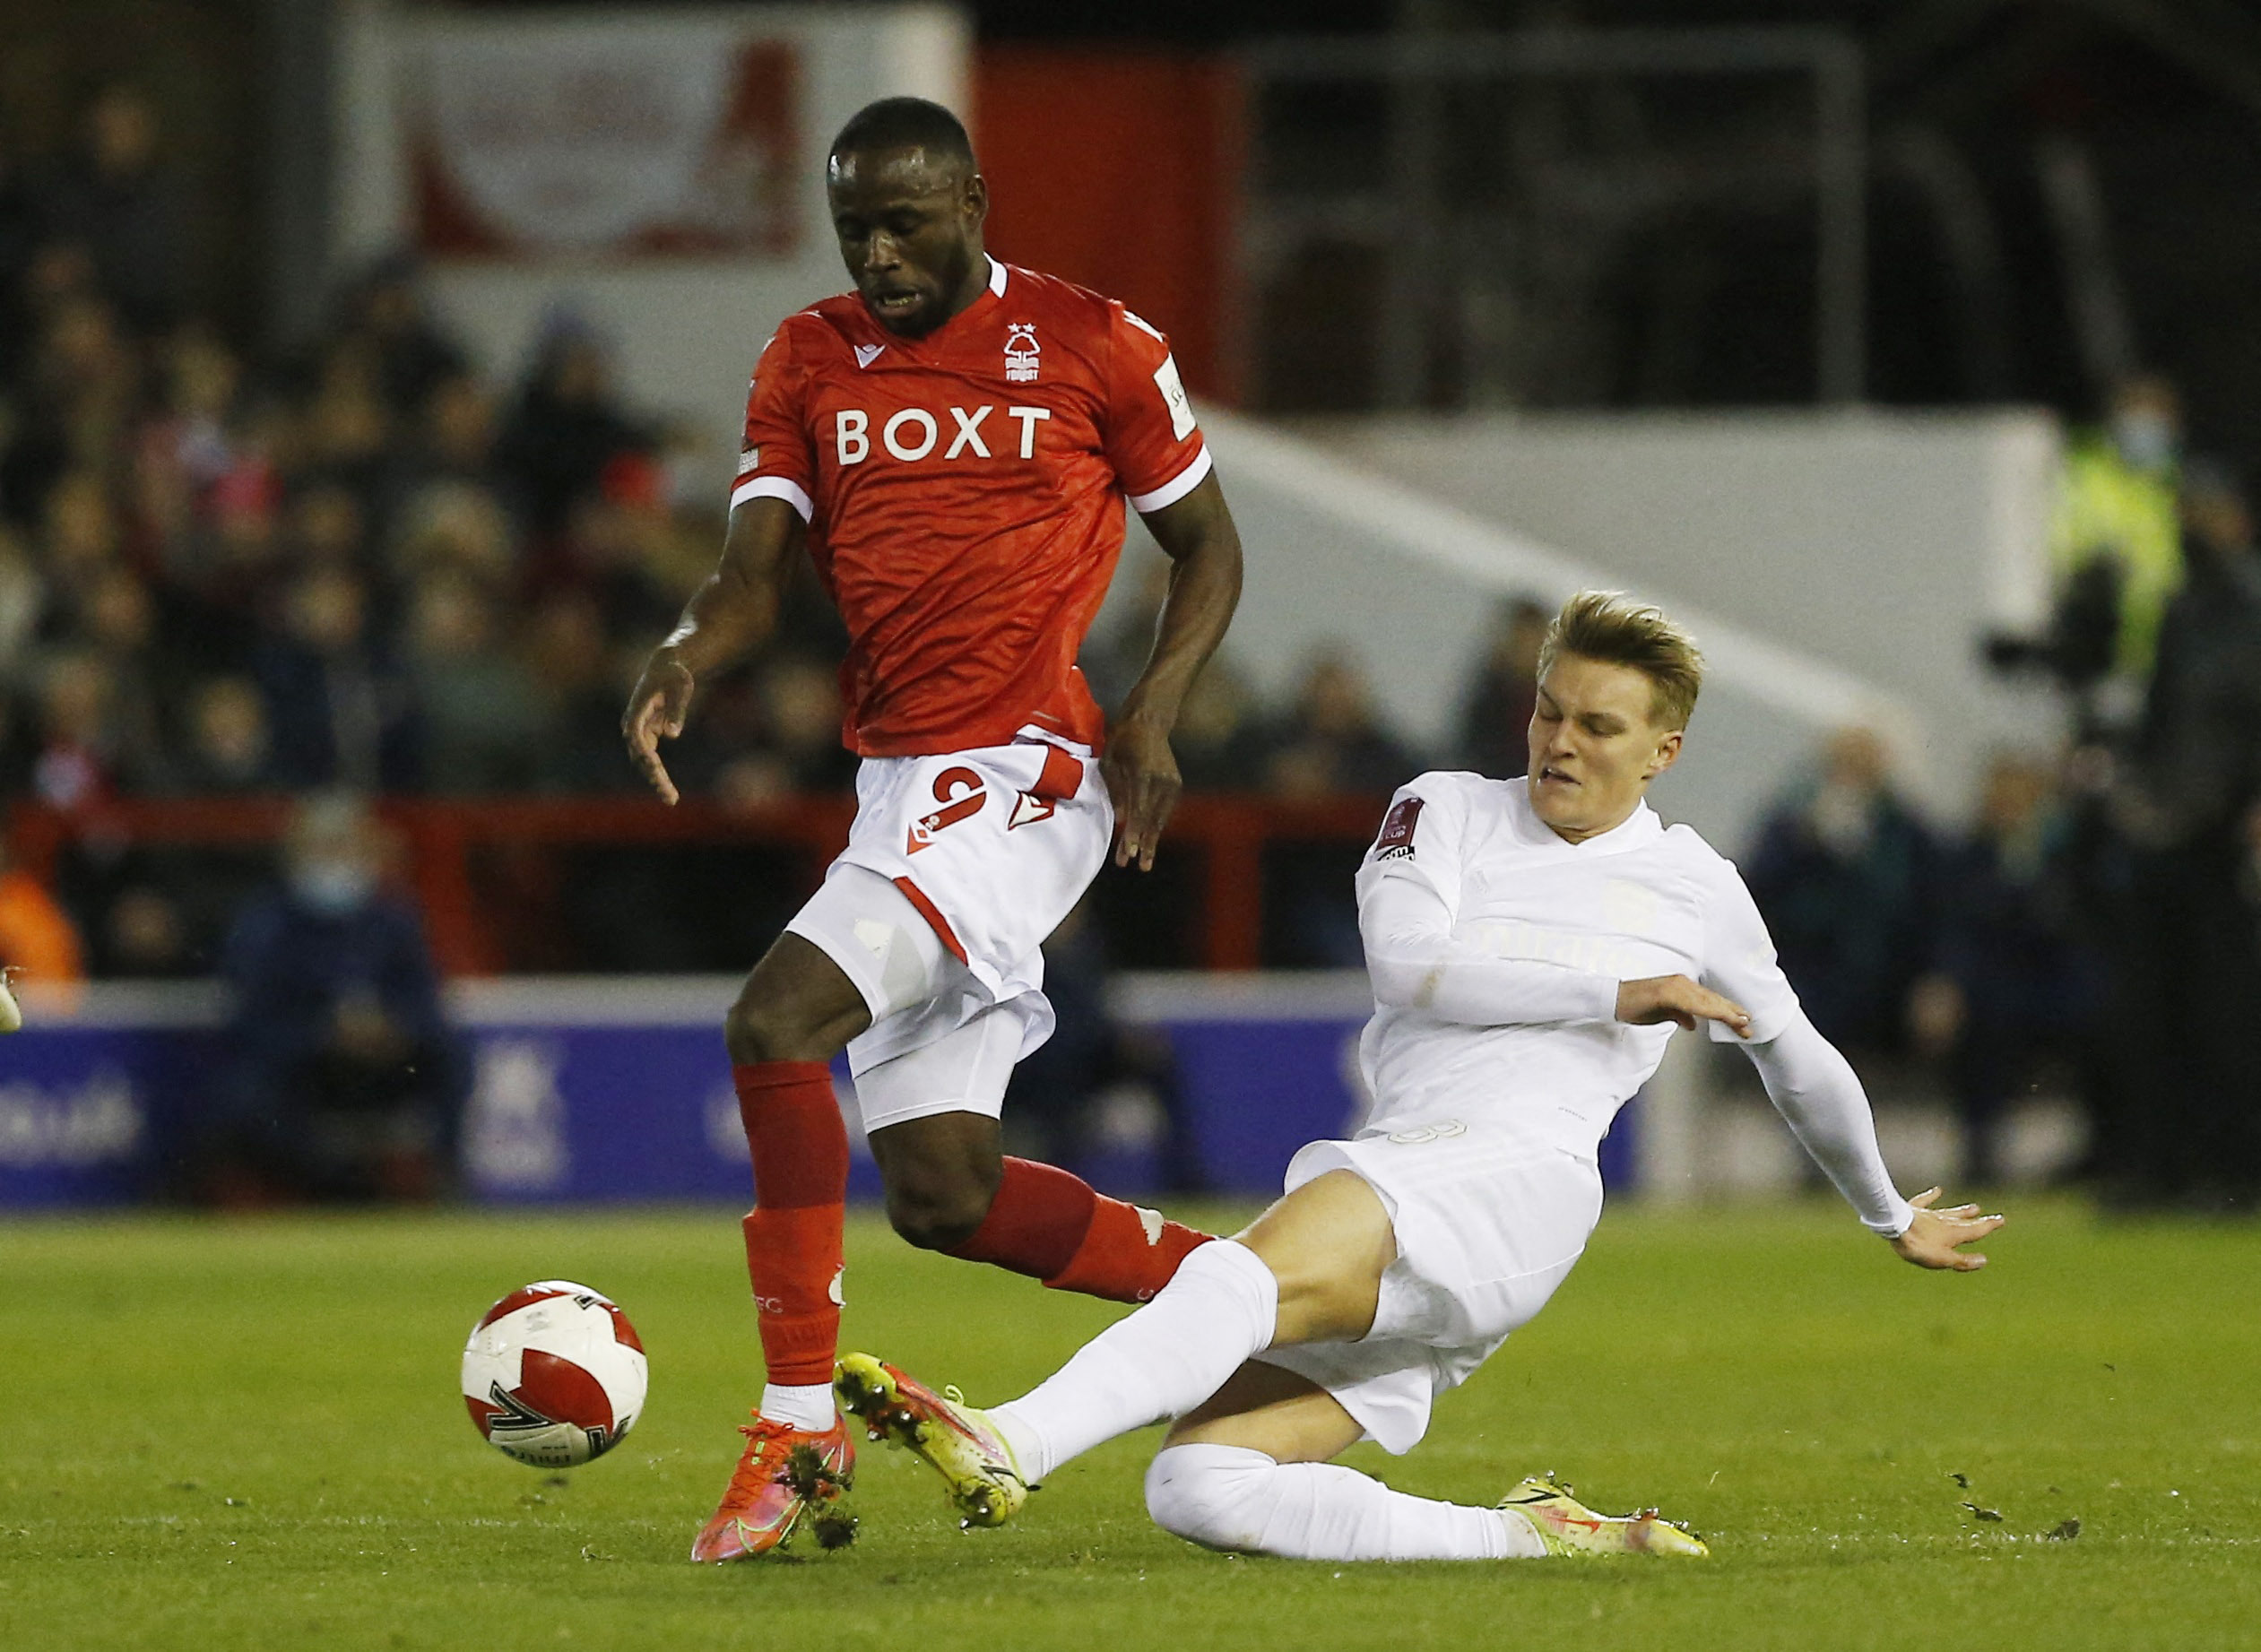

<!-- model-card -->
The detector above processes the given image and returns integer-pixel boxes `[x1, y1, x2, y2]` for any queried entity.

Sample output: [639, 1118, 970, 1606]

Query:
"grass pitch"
[4, 1198, 2257, 1651]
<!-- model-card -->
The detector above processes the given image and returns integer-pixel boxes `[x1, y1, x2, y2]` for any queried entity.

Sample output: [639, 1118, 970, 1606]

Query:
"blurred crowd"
[5, 93, 2255, 1209]
[0, 88, 778, 818]
[1752, 376, 2261, 1211]
[0, 87, 1474, 985]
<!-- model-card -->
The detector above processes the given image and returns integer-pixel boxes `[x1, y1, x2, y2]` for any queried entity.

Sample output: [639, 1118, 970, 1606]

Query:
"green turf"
[3, 1198, 2256, 1651]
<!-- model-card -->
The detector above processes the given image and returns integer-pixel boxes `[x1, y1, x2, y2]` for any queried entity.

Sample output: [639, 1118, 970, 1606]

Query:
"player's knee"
[723, 987, 828, 1067]
[881, 1159, 1000, 1250]
[1144, 1444, 1276, 1553]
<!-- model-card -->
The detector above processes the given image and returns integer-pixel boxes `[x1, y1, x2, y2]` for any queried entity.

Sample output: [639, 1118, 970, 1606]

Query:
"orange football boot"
[689, 1412, 856, 1562]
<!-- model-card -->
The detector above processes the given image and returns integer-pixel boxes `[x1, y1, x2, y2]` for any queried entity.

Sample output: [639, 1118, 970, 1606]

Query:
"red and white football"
[462, 1280, 648, 1468]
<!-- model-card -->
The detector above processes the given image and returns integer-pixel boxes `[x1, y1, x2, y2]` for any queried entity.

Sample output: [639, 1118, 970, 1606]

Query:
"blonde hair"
[1537, 590, 1704, 730]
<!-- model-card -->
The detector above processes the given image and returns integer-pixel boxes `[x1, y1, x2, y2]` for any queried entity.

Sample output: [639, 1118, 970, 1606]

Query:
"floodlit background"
[3, 0, 2257, 1217]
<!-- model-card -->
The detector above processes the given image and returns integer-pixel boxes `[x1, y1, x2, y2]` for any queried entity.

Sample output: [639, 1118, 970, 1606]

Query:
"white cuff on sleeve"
[731, 475, 813, 521]
[1127, 445, 1212, 514]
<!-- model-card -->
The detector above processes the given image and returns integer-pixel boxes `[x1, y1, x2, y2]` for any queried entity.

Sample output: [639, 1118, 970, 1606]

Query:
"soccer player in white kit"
[836, 590, 2006, 1560]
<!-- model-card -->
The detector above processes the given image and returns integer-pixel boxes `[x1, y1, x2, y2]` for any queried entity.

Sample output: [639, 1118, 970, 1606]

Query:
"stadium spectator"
[1454, 595, 1548, 778]
[2088, 462, 2261, 1207]
[0, 125, 45, 379]
[711, 653, 860, 803]
[73, 563, 180, 785]
[1910, 753, 2101, 1185]
[524, 589, 635, 793]
[2003, 375, 2187, 737]
[0, 834, 84, 985]
[200, 794, 467, 1204]
[1744, 726, 1936, 1054]
[135, 324, 246, 548]
[405, 567, 545, 794]
[30, 649, 119, 810]
[1266, 648, 1424, 966]
[334, 255, 467, 420]
[38, 469, 125, 610]
[34, 85, 186, 334]
[170, 674, 274, 794]
[385, 370, 499, 515]
[386, 477, 517, 595]
[253, 565, 418, 791]
[0, 522, 44, 675]
[298, 342, 394, 503]
[1171, 655, 1274, 791]
[96, 882, 196, 979]
[284, 480, 373, 578]
[1265, 646, 1424, 799]
[17, 288, 140, 501]
[495, 312, 648, 536]
[533, 461, 689, 646]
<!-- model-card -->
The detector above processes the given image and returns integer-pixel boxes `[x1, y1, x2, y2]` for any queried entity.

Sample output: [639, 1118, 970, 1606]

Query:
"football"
[461, 1280, 648, 1468]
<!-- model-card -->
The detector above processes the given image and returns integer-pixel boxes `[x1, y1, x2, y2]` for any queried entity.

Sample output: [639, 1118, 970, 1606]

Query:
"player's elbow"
[1145, 1444, 1276, 1553]
[1361, 946, 1434, 1013]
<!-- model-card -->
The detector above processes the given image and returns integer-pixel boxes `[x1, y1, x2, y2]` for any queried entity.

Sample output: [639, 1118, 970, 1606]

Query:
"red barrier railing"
[4, 793, 1387, 974]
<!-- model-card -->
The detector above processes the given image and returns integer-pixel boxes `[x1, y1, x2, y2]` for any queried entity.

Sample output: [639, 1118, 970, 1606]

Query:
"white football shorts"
[1252, 1114, 1605, 1454]
[784, 732, 1113, 1136]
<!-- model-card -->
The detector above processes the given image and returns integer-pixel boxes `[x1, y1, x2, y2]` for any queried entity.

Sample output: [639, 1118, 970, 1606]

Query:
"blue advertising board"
[0, 977, 1635, 1208]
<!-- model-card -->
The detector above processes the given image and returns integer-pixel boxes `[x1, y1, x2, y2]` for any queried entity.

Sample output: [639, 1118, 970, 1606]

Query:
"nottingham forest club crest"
[1004, 324, 1041, 383]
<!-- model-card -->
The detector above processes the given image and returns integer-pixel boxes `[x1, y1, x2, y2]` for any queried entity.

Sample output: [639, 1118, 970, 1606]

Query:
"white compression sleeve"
[1145, 1444, 1544, 1561]
[990, 1241, 1278, 1482]
[1743, 1011, 1915, 1236]
[1359, 873, 1619, 1026]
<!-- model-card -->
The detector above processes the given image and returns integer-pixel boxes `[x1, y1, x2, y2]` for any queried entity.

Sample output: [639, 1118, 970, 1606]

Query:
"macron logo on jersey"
[836, 405, 1052, 465]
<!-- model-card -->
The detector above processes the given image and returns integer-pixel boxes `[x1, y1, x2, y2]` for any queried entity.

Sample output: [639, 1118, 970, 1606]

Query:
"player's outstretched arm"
[1107, 473, 1243, 870]
[1740, 1010, 1921, 1241]
[622, 497, 805, 804]
[1889, 1187, 2005, 1271]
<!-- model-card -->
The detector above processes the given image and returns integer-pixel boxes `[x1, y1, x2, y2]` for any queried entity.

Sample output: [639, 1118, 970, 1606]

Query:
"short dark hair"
[830, 97, 975, 169]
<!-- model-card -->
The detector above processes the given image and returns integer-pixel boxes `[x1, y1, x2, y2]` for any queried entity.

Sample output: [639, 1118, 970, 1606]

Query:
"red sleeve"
[1101, 304, 1212, 513]
[730, 323, 815, 521]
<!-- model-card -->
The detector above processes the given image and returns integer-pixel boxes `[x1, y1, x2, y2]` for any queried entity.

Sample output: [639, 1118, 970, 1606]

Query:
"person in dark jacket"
[1912, 754, 2103, 1185]
[200, 794, 467, 1202]
[1454, 596, 1549, 779]
[2091, 464, 2261, 1207]
[1745, 726, 1936, 1055]
[36, 85, 186, 334]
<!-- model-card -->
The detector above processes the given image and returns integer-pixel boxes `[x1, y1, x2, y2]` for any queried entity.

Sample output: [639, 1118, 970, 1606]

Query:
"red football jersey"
[732, 256, 1210, 757]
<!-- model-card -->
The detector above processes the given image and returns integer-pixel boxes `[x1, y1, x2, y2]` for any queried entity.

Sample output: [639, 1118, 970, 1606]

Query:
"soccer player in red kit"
[621, 97, 1245, 1561]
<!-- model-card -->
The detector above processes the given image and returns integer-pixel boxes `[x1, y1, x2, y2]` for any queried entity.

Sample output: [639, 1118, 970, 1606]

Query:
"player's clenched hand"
[1889, 1187, 2004, 1271]
[1102, 716, 1181, 871]
[1615, 974, 1752, 1037]
[622, 651, 697, 806]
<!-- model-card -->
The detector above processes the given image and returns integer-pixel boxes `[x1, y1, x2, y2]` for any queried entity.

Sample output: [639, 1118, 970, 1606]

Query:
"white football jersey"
[1354, 770, 1801, 1151]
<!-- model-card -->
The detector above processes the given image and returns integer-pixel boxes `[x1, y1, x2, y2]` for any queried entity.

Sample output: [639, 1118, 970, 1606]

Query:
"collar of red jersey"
[986, 255, 1008, 298]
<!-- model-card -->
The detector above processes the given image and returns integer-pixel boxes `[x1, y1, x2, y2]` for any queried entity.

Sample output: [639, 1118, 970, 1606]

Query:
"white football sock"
[759, 1381, 836, 1431]
[1145, 1443, 1546, 1561]
[990, 1239, 1278, 1481]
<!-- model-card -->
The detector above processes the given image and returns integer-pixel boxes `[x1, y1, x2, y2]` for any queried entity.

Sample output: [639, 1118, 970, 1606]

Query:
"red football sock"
[734, 1061, 849, 1387]
[948, 1155, 1212, 1304]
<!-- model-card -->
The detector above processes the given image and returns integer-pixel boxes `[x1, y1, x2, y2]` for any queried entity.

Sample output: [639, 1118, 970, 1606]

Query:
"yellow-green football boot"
[1498, 1474, 1709, 1557]
[835, 1353, 1030, 1528]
